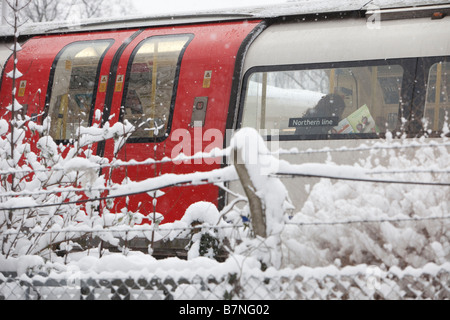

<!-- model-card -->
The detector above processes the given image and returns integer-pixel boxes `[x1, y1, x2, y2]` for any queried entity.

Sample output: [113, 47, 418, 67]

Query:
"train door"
[0, 30, 140, 155]
[100, 21, 261, 224]
[42, 31, 142, 155]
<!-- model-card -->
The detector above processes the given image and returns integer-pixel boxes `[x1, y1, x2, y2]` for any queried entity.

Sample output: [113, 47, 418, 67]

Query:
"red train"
[1, 2, 449, 223]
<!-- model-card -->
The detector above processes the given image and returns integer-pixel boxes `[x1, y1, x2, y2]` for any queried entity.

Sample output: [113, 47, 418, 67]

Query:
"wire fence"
[1, 262, 449, 300]
[1, 140, 450, 176]
[1, 135, 449, 300]
[0, 140, 449, 213]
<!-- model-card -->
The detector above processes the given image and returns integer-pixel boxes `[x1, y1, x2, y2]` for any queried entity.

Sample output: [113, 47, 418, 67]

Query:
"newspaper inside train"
[331, 104, 379, 134]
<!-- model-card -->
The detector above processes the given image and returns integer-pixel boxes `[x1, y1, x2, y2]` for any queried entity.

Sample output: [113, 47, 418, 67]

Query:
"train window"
[121, 35, 191, 141]
[424, 61, 450, 132]
[241, 62, 408, 139]
[47, 40, 113, 141]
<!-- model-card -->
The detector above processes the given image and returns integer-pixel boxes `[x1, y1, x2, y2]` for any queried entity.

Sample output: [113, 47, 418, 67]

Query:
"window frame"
[119, 33, 194, 144]
[44, 39, 114, 144]
[238, 58, 418, 141]
[418, 56, 450, 136]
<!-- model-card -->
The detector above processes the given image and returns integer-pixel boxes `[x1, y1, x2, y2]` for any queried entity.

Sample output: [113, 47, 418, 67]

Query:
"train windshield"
[241, 61, 409, 139]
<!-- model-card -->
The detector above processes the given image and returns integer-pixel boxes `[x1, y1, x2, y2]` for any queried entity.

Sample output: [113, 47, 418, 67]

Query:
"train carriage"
[1, 1, 449, 223]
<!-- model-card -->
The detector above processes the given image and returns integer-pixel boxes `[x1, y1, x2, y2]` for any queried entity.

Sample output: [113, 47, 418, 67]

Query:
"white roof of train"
[0, 0, 449, 37]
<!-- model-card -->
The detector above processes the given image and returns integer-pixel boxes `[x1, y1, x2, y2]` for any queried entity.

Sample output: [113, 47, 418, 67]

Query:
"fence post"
[232, 145, 267, 238]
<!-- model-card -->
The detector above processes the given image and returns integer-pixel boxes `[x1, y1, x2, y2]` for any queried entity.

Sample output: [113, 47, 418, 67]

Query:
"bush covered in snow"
[281, 134, 450, 269]
[0, 116, 139, 259]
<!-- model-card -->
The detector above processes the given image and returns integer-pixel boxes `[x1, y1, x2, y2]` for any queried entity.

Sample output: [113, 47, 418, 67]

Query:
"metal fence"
[1, 263, 449, 300]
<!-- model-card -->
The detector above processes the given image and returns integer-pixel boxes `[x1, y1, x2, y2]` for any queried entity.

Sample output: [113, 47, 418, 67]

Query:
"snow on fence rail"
[0, 129, 448, 212]
[1, 262, 449, 300]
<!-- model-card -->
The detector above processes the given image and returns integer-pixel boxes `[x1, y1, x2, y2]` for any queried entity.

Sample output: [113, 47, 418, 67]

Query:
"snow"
[108, 165, 238, 199]
[0, 120, 449, 293]
[181, 201, 221, 226]
[9, 42, 22, 52]
[0, 197, 37, 210]
[132, 0, 287, 16]
[231, 127, 294, 236]
[5, 99, 23, 112]
[0, 119, 8, 136]
[1, 0, 446, 37]
[77, 120, 135, 155]
[6, 68, 23, 79]
[280, 136, 449, 269]
[123, 0, 450, 19]
[63, 158, 98, 172]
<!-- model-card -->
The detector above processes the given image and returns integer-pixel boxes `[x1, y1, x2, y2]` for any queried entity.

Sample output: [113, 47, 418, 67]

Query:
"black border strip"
[225, 21, 269, 136]
[218, 20, 269, 211]
[96, 29, 144, 157]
